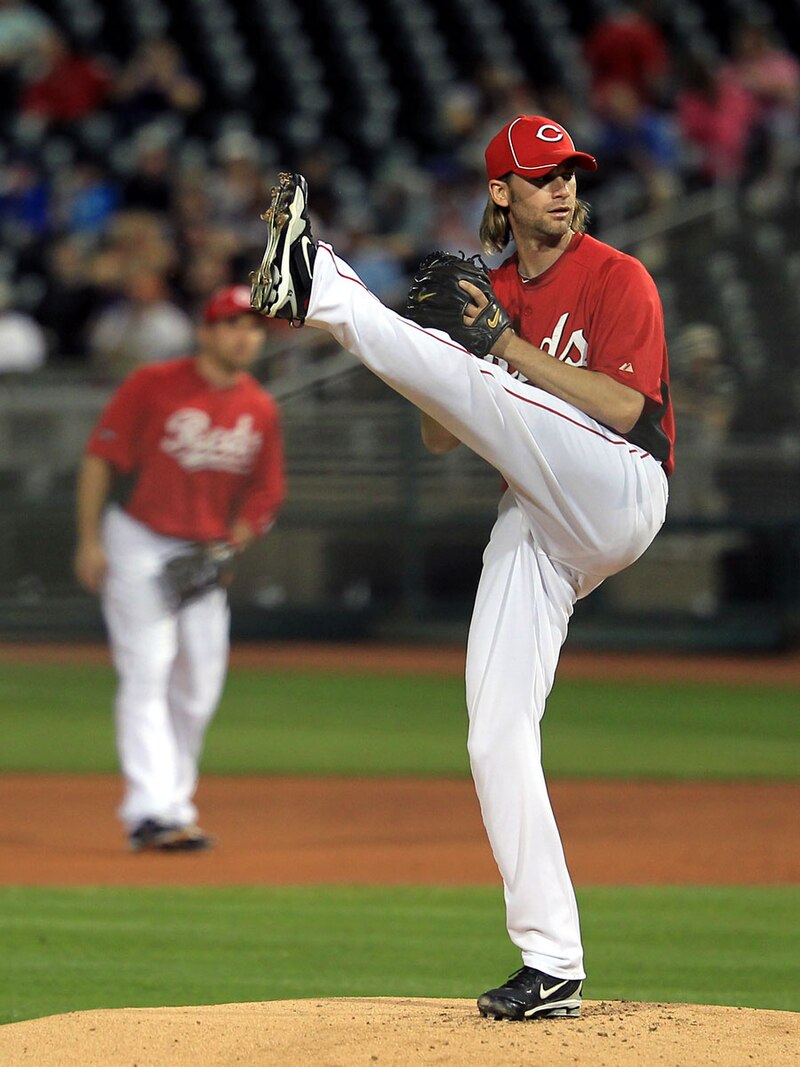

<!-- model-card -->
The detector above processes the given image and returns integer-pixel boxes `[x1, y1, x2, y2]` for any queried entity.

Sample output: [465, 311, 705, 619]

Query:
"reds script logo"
[540, 312, 587, 366]
[160, 409, 262, 473]
[487, 311, 587, 380]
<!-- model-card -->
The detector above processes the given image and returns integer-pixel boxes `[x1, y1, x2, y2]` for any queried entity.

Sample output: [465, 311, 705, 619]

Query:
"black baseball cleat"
[250, 171, 316, 325]
[477, 966, 583, 1021]
[129, 818, 215, 853]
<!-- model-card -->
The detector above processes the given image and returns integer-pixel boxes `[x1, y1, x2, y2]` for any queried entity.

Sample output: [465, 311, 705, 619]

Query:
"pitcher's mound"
[1, 997, 797, 1066]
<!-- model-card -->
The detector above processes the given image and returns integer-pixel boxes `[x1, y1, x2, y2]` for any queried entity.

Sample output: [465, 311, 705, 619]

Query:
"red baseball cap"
[203, 285, 260, 324]
[485, 115, 597, 180]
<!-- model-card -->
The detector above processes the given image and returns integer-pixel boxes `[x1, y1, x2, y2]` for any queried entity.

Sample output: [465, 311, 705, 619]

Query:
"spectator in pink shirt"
[732, 21, 800, 119]
[676, 51, 759, 187]
[731, 20, 800, 205]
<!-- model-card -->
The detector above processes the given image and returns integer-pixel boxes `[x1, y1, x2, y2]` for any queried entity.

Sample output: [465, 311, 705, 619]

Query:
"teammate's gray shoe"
[250, 171, 316, 325]
[477, 966, 583, 1020]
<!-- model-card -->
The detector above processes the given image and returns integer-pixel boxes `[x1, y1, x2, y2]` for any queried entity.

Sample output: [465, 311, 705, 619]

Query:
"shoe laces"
[502, 966, 539, 989]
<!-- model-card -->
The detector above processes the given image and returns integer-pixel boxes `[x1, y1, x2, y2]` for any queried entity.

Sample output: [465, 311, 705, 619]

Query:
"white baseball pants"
[101, 506, 229, 830]
[307, 243, 669, 977]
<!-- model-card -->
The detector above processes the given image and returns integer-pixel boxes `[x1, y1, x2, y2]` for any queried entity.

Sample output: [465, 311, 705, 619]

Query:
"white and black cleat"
[477, 966, 583, 1021]
[250, 171, 316, 326]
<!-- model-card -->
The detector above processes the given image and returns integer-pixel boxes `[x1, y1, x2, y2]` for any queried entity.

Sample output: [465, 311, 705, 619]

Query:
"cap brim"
[566, 151, 598, 172]
[504, 149, 598, 178]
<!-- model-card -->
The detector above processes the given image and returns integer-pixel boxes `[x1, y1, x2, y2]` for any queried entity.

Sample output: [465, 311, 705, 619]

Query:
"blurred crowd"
[1, 0, 799, 380]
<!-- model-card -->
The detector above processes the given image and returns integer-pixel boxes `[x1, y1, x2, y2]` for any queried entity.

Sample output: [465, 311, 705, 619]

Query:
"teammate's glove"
[404, 251, 512, 359]
[163, 542, 237, 608]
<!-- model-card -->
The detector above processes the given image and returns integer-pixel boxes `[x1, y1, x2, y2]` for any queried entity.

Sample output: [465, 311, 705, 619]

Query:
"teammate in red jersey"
[250, 115, 672, 1019]
[74, 285, 285, 852]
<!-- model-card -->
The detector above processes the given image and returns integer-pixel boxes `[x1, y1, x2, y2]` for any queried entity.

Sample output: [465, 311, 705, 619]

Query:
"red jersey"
[583, 14, 668, 108]
[22, 54, 111, 122]
[87, 357, 285, 540]
[489, 232, 675, 475]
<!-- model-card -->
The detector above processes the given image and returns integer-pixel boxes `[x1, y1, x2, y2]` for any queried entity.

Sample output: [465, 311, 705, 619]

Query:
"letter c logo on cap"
[536, 124, 564, 143]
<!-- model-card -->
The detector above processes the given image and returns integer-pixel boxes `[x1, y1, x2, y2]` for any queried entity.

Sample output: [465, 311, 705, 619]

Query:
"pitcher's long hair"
[479, 185, 590, 254]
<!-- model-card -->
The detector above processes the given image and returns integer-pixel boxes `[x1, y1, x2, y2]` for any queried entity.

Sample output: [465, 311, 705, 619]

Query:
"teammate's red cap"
[485, 115, 598, 180]
[203, 285, 259, 324]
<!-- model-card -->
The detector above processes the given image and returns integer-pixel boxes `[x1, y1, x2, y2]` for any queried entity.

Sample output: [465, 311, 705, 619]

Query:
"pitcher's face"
[490, 165, 578, 245]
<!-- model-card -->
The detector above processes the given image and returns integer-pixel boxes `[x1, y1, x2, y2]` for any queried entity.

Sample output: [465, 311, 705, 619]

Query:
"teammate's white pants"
[101, 506, 229, 830]
[307, 243, 668, 977]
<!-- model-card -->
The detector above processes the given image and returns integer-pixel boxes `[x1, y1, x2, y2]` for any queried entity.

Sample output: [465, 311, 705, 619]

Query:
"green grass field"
[1, 662, 799, 778]
[2, 886, 798, 1024]
[0, 657, 798, 1024]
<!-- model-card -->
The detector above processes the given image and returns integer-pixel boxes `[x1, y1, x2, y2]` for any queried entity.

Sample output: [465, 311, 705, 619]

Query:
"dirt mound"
[1, 997, 797, 1066]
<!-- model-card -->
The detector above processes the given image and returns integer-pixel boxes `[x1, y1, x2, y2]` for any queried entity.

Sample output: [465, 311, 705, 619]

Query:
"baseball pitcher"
[250, 115, 673, 1020]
